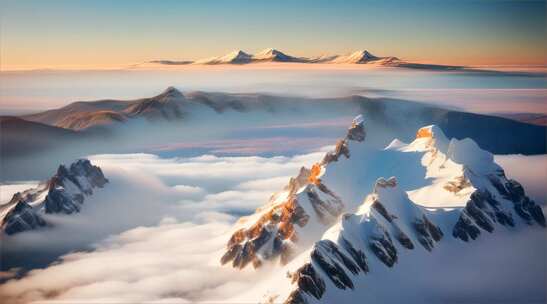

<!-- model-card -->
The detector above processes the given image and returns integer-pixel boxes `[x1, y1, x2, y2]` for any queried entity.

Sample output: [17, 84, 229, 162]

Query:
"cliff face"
[221, 116, 366, 269]
[1, 159, 108, 235]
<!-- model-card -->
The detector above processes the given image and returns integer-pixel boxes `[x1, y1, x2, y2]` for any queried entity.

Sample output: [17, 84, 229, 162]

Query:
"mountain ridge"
[0, 159, 108, 235]
[218, 116, 545, 303]
[147, 48, 465, 70]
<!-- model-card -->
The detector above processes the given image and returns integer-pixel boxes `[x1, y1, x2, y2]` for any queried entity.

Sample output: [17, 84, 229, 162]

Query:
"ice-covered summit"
[221, 115, 544, 303]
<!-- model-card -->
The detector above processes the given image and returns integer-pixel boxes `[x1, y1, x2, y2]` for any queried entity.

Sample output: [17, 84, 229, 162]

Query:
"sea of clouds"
[0, 151, 545, 303]
[0, 150, 327, 303]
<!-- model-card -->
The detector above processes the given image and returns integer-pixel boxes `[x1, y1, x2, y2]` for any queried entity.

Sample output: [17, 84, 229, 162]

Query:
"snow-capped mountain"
[146, 48, 464, 69]
[0, 159, 108, 235]
[330, 50, 378, 64]
[195, 50, 253, 65]
[220, 116, 545, 303]
[195, 48, 306, 64]
[252, 48, 306, 62]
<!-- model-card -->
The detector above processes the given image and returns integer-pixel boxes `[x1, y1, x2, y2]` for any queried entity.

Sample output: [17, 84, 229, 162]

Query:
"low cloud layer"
[0, 151, 544, 303]
[0, 151, 324, 303]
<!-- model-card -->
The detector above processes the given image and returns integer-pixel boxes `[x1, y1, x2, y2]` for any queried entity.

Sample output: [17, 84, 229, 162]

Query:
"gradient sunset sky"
[1, 0, 546, 69]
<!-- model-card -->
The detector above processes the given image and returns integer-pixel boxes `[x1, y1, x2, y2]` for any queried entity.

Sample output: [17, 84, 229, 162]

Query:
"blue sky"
[1, 0, 546, 68]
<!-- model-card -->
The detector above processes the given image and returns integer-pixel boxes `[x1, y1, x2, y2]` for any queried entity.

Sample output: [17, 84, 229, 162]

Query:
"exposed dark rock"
[456, 184, 542, 236]
[453, 213, 481, 242]
[43, 160, 108, 214]
[465, 195, 494, 233]
[488, 175, 509, 197]
[413, 216, 443, 251]
[70, 159, 108, 188]
[316, 240, 360, 275]
[251, 226, 272, 250]
[494, 211, 515, 227]
[368, 233, 398, 267]
[514, 201, 532, 223]
[424, 216, 444, 242]
[346, 122, 366, 142]
[529, 204, 546, 227]
[502, 179, 546, 225]
[1, 159, 108, 235]
[272, 235, 283, 256]
[413, 218, 434, 251]
[321, 140, 350, 164]
[505, 179, 525, 201]
[340, 237, 369, 273]
[306, 188, 343, 225]
[374, 176, 397, 189]
[284, 290, 308, 304]
[1, 201, 46, 235]
[311, 241, 355, 289]
[291, 203, 310, 227]
[44, 187, 81, 214]
[393, 227, 415, 250]
[232, 242, 255, 269]
[291, 263, 325, 300]
[221, 192, 317, 269]
[372, 200, 392, 222]
[220, 244, 242, 265]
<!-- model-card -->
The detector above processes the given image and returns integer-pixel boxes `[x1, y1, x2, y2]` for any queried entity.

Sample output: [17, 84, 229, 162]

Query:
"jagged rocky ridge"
[281, 124, 545, 303]
[219, 116, 544, 303]
[1, 159, 108, 235]
[284, 177, 445, 303]
[220, 116, 366, 269]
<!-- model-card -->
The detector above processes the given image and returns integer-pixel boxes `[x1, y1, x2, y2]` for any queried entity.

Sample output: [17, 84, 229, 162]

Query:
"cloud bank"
[0, 151, 324, 303]
[0, 151, 544, 303]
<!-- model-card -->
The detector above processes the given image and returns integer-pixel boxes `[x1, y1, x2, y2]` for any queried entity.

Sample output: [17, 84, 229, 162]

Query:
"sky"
[1, 0, 546, 69]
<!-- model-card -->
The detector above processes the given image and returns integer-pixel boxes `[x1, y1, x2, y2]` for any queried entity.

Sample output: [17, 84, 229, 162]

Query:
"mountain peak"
[352, 49, 377, 59]
[160, 86, 183, 98]
[1, 159, 108, 235]
[332, 50, 381, 64]
[408, 125, 449, 152]
[220, 50, 252, 63]
[257, 48, 280, 55]
[253, 48, 302, 62]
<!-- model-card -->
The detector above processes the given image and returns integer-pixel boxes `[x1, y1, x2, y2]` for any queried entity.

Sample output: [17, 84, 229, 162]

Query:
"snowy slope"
[252, 48, 306, 62]
[221, 116, 545, 303]
[194, 50, 253, 64]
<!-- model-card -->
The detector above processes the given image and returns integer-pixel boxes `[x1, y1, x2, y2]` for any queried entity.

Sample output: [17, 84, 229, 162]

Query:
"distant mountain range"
[1, 87, 545, 163]
[148, 48, 463, 70]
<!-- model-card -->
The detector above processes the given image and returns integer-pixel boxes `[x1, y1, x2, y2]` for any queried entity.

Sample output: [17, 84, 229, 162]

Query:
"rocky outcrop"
[220, 117, 368, 269]
[220, 181, 344, 269]
[283, 176, 445, 303]
[413, 215, 443, 251]
[1, 201, 47, 235]
[370, 177, 443, 252]
[224, 119, 545, 303]
[320, 115, 365, 166]
[45, 159, 108, 214]
[1, 159, 108, 235]
[453, 175, 544, 242]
